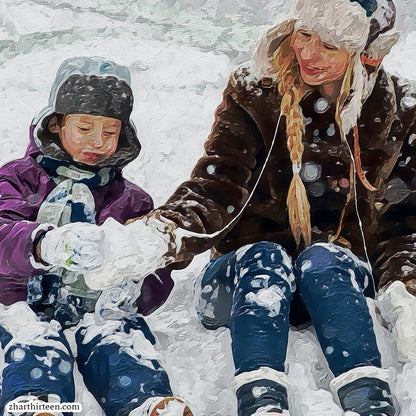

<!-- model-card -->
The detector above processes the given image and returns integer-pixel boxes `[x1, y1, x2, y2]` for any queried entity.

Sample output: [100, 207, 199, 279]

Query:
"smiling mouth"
[301, 64, 327, 76]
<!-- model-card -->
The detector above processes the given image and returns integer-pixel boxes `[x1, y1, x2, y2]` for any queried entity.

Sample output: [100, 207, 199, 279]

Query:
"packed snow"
[1, 1, 416, 415]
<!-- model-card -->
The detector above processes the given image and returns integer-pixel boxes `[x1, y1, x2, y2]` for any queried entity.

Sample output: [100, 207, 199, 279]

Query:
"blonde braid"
[269, 36, 311, 246]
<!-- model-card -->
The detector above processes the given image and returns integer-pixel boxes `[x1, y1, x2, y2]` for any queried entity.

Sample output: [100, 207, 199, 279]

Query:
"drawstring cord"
[339, 125, 377, 292]
[353, 125, 378, 192]
[173, 112, 283, 241]
[169, 100, 376, 291]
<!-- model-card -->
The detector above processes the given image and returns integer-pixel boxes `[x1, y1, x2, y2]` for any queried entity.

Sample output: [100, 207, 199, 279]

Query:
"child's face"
[54, 114, 122, 165]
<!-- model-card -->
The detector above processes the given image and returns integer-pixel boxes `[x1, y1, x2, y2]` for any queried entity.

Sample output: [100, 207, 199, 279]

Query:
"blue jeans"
[196, 241, 381, 377]
[0, 304, 172, 416]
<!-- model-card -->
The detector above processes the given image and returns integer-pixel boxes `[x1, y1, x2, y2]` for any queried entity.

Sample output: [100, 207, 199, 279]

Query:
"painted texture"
[1, 1, 416, 415]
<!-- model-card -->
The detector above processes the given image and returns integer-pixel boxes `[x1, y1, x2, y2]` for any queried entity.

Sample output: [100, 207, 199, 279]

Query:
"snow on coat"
[0, 126, 173, 314]
[154, 64, 416, 295]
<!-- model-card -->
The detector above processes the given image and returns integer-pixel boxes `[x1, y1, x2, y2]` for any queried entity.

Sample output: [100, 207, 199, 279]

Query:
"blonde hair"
[269, 35, 311, 246]
[267, 33, 362, 247]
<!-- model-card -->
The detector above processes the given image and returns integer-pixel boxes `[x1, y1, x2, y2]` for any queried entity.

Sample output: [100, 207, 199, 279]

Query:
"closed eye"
[323, 42, 337, 50]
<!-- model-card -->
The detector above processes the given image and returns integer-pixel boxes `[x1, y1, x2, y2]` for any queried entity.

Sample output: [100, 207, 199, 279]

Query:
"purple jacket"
[0, 127, 173, 314]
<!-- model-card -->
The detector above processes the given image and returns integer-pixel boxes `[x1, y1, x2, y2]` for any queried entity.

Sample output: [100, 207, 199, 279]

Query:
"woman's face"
[291, 30, 350, 86]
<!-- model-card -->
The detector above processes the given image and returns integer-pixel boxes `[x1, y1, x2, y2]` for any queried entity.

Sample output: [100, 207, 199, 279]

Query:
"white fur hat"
[294, 0, 370, 52]
[251, 0, 399, 134]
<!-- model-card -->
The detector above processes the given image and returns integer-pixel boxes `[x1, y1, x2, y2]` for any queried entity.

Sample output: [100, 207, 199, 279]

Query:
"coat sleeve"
[373, 119, 416, 295]
[96, 175, 155, 225]
[153, 78, 264, 259]
[0, 163, 51, 278]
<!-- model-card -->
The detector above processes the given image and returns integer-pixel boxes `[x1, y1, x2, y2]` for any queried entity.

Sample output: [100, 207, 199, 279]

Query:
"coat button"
[58, 360, 72, 374]
[314, 97, 330, 114]
[327, 123, 336, 136]
[308, 181, 326, 197]
[301, 162, 321, 182]
[118, 375, 132, 387]
[338, 178, 350, 188]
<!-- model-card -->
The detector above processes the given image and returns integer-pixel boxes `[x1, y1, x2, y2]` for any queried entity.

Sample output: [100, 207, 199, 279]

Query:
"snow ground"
[1, 1, 416, 415]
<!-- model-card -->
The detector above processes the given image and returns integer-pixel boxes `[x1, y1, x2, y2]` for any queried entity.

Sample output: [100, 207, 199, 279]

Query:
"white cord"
[174, 113, 283, 240]
[170, 107, 376, 292]
[342, 135, 376, 291]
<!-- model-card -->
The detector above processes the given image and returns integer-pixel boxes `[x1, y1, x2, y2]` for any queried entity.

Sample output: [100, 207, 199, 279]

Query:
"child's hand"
[40, 223, 105, 271]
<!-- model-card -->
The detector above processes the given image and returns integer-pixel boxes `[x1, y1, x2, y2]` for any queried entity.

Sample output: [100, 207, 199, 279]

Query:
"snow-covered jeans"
[0, 302, 172, 416]
[196, 241, 381, 377]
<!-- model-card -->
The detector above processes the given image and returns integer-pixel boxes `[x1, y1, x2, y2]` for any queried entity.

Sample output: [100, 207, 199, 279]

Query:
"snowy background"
[2, 1, 416, 415]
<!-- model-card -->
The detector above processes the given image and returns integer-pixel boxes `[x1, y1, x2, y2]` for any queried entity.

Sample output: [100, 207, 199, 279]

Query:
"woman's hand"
[83, 216, 178, 290]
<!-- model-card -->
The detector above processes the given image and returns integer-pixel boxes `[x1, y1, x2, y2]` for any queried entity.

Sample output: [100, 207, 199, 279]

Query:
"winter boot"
[330, 366, 396, 416]
[128, 397, 193, 416]
[234, 367, 291, 416]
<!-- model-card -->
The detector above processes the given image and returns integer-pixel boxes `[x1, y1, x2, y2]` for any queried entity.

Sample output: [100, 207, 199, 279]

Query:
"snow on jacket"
[0, 124, 173, 313]
[154, 65, 416, 294]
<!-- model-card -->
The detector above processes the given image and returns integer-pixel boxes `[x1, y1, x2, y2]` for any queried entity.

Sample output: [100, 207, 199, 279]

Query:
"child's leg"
[75, 314, 173, 416]
[0, 302, 75, 413]
[295, 243, 395, 415]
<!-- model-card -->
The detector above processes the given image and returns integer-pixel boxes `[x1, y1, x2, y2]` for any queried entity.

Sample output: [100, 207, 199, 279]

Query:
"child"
[0, 57, 193, 416]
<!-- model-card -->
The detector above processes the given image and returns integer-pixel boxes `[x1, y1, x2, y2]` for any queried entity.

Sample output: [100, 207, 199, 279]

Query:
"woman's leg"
[0, 302, 75, 415]
[203, 242, 296, 415]
[231, 242, 296, 376]
[195, 251, 237, 329]
[75, 313, 192, 416]
[295, 243, 395, 415]
[294, 242, 379, 375]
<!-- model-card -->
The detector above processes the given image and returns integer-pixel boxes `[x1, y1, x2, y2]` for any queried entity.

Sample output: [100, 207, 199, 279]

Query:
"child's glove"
[83, 216, 178, 290]
[40, 222, 105, 272]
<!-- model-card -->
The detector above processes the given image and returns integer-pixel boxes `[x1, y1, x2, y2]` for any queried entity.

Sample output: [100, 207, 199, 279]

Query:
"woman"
[78, 0, 415, 414]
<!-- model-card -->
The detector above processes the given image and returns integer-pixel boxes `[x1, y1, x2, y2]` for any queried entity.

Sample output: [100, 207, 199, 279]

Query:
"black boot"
[236, 378, 289, 416]
[338, 377, 396, 416]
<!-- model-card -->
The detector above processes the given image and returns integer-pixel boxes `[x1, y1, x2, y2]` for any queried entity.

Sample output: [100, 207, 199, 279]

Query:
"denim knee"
[294, 243, 381, 375]
[294, 243, 372, 294]
[235, 241, 288, 267]
[234, 242, 292, 277]
[197, 242, 295, 330]
[233, 241, 295, 292]
[231, 242, 295, 374]
[296, 243, 346, 273]
[196, 251, 237, 330]
[75, 315, 172, 415]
